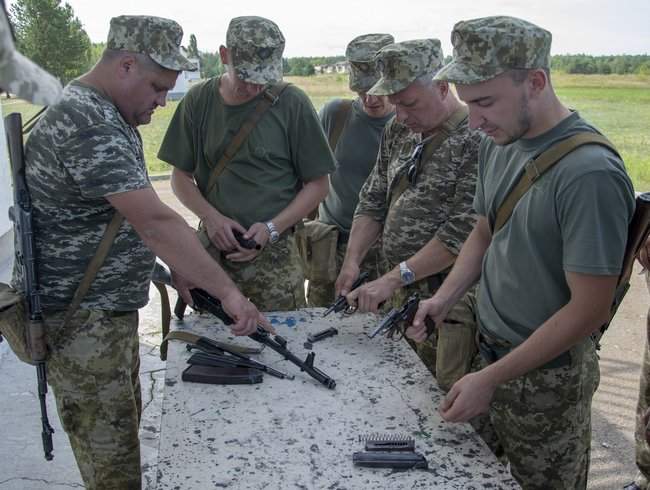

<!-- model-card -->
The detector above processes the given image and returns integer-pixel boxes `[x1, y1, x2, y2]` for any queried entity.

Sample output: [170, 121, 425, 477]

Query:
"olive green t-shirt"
[158, 77, 334, 228]
[473, 111, 635, 345]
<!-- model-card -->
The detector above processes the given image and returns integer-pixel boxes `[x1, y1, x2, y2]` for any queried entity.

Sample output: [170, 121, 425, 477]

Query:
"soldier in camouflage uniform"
[159, 16, 334, 312]
[626, 237, 650, 490]
[0, 5, 61, 104]
[336, 39, 480, 393]
[14, 16, 268, 490]
[410, 16, 635, 489]
[306, 33, 395, 307]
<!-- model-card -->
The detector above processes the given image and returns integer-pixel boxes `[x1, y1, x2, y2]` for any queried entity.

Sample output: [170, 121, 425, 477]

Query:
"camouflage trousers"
[44, 309, 142, 490]
[632, 272, 650, 489]
[306, 239, 383, 307]
[206, 233, 306, 312]
[487, 337, 600, 490]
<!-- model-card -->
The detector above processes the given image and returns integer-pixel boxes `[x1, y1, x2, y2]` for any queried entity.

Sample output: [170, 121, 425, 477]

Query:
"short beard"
[503, 92, 532, 145]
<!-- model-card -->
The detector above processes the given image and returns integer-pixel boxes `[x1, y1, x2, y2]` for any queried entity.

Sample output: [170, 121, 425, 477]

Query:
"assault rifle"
[152, 264, 336, 389]
[322, 271, 369, 317]
[5, 112, 55, 460]
[600, 192, 650, 341]
[368, 293, 435, 340]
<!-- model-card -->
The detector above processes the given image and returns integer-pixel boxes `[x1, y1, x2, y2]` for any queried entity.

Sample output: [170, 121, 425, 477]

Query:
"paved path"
[0, 177, 646, 489]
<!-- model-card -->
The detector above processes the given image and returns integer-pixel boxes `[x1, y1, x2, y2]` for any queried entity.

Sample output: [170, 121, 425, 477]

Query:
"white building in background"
[168, 54, 201, 100]
[0, 107, 13, 274]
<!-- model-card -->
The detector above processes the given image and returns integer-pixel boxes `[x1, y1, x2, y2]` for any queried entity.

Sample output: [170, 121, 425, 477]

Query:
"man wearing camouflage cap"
[306, 33, 395, 307]
[15, 15, 270, 489]
[160, 16, 334, 311]
[410, 16, 635, 489]
[336, 39, 481, 396]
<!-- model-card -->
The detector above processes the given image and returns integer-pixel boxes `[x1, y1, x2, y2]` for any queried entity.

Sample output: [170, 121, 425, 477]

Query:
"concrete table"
[157, 308, 519, 489]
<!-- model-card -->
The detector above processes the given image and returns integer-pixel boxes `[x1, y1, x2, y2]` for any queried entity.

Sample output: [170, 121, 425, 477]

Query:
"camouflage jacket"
[11, 81, 155, 311]
[355, 115, 480, 269]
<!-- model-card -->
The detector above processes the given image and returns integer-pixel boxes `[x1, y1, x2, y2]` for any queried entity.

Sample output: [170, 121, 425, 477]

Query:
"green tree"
[188, 34, 199, 59]
[199, 51, 224, 78]
[10, 0, 91, 84]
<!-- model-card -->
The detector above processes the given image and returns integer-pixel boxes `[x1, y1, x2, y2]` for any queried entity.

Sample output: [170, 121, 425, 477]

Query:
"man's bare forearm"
[384, 237, 456, 286]
[344, 215, 383, 267]
[270, 175, 329, 234]
[482, 272, 618, 386]
[107, 188, 238, 300]
[435, 216, 491, 306]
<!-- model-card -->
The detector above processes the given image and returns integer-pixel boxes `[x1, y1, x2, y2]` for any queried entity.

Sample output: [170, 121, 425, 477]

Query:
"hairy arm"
[336, 215, 383, 296]
[106, 187, 269, 334]
[439, 270, 617, 422]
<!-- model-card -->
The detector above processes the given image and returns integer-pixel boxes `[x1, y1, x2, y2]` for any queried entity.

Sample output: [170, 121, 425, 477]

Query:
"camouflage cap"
[107, 15, 197, 72]
[368, 39, 443, 96]
[435, 16, 552, 84]
[345, 33, 394, 92]
[0, 8, 61, 105]
[226, 16, 285, 85]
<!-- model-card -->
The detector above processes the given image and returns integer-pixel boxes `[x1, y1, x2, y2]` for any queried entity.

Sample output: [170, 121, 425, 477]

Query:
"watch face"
[401, 269, 415, 284]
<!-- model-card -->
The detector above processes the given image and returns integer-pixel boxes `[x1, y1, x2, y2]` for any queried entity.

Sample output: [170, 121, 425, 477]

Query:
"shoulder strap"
[205, 81, 291, 196]
[61, 212, 124, 326]
[388, 106, 468, 210]
[328, 99, 353, 151]
[493, 133, 619, 233]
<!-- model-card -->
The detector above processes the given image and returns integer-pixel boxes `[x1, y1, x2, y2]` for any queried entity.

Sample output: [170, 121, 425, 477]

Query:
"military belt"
[476, 330, 571, 370]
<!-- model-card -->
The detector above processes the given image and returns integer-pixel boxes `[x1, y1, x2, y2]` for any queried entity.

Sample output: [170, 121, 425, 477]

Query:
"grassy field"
[2, 73, 649, 190]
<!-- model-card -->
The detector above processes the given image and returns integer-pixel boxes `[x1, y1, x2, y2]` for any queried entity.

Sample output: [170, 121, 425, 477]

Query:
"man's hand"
[220, 289, 274, 336]
[170, 270, 196, 306]
[203, 210, 247, 252]
[346, 276, 397, 313]
[406, 295, 451, 342]
[225, 222, 270, 262]
[439, 370, 497, 422]
[335, 262, 360, 297]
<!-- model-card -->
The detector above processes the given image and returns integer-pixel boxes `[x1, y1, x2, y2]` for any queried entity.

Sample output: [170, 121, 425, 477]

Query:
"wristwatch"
[399, 261, 416, 286]
[265, 221, 280, 244]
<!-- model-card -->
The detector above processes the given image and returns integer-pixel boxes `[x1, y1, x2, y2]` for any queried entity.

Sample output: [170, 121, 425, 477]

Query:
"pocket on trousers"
[0, 283, 33, 365]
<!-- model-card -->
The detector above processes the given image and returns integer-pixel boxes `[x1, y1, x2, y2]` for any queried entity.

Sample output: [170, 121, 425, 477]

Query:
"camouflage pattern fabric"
[202, 233, 306, 312]
[368, 39, 443, 96]
[0, 7, 61, 104]
[435, 16, 552, 85]
[345, 33, 394, 92]
[488, 337, 599, 489]
[632, 272, 650, 489]
[11, 81, 155, 311]
[307, 240, 384, 307]
[355, 116, 480, 269]
[226, 16, 285, 84]
[107, 15, 196, 71]
[45, 309, 142, 490]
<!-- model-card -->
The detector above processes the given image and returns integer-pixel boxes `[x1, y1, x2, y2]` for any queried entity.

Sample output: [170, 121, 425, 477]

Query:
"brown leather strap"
[152, 280, 172, 361]
[388, 106, 468, 210]
[61, 212, 124, 326]
[493, 133, 619, 233]
[328, 99, 353, 151]
[205, 82, 290, 196]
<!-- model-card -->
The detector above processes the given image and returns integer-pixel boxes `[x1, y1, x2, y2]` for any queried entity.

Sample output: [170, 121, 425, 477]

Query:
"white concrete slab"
[157, 308, 518, 489]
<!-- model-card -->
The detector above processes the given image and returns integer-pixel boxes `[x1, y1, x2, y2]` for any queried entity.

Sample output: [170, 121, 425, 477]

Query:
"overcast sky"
[10, 0, 650, 57]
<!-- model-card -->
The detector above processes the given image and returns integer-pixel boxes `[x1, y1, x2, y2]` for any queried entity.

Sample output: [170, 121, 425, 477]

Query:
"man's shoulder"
[33, 82, 127, 143]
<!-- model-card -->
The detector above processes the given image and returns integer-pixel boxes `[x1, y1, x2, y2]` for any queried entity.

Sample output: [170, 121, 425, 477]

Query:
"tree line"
[8, 0, 650, 88]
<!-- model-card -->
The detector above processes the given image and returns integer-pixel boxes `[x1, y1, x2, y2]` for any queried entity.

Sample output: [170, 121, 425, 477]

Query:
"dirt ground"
[152, 178, 649, 489]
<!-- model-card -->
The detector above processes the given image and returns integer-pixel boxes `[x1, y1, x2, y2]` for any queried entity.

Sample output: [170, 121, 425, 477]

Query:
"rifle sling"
[61, 212, 124, 327]
[492, 133, 618, 233]
[204, 81, 290, 196]
[328, 99, 353, 152]
[388, 106, 468, 210]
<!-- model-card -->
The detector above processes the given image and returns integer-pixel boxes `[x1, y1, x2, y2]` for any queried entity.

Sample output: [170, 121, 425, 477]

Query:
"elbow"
[307, 175, 330, 203]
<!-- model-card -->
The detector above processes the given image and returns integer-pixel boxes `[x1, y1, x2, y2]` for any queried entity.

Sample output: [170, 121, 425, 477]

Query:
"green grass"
[2, 73, 649, 190]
